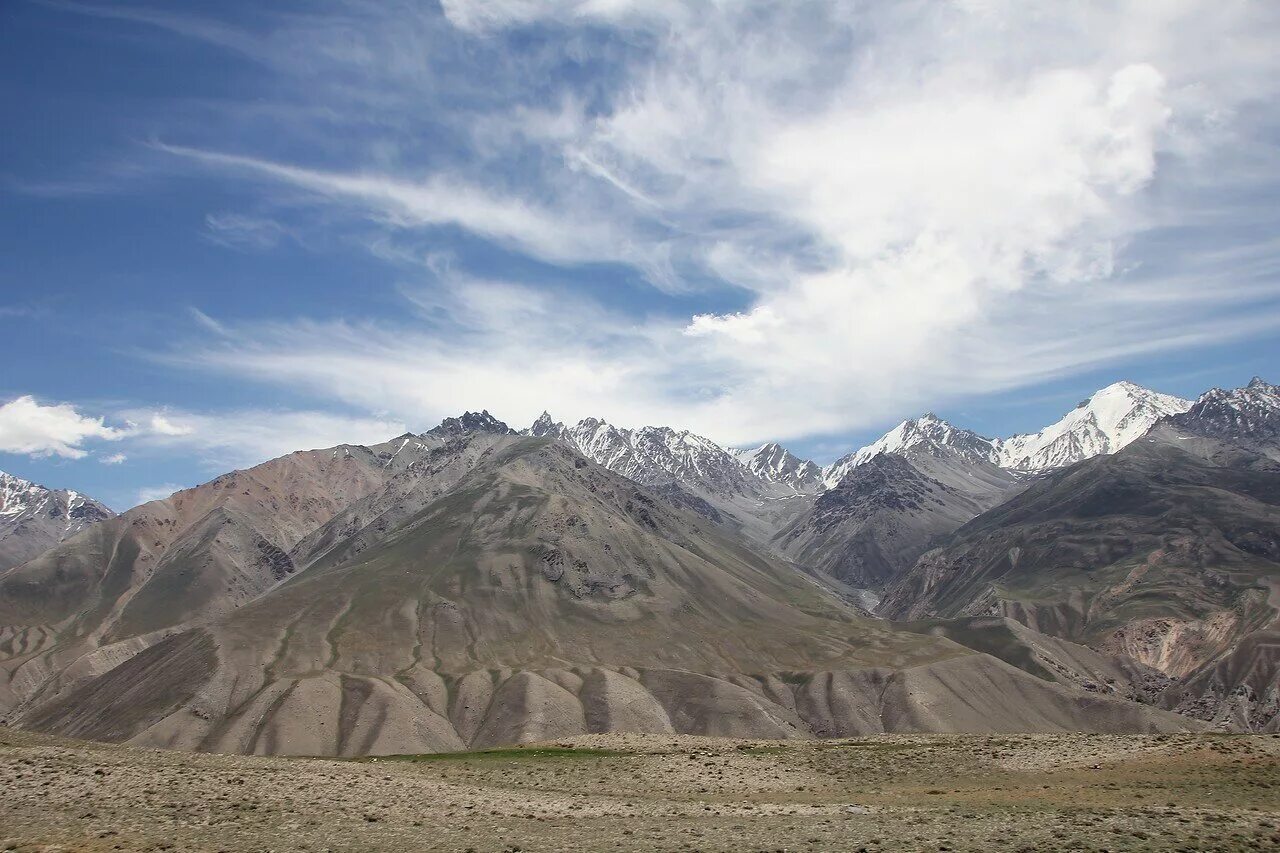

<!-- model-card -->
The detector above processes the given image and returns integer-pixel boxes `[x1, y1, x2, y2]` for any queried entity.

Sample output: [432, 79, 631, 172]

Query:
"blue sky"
[2, 0, 1279, 510]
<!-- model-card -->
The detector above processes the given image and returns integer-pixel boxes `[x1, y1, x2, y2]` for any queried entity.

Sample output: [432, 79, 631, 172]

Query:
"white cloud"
[0, 396, 123, 459]
[156, 143, 640, 270]
[134, 483, 187, 506]
[118, 407, 408, 470]
[0, 392, 406, 474]
[203, 212, 289, 251]
[145, 414, 194, 437]
[61, 1, 1280, 443]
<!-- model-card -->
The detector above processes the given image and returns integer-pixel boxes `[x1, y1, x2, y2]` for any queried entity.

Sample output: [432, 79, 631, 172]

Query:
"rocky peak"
[519, 414, 759, 497]
[0, 470, 115, 571]
[526, 411, 564, 438]
[817, 453, 947, 519]
[822, 414, 998, 488]
[733, 442, 823, 493]
[424, 410, 515, 438]
[1168, 377, 1279, 451]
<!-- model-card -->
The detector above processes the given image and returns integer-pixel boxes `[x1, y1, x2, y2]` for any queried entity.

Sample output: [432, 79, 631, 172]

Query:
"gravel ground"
[1, 728, 1277, 851]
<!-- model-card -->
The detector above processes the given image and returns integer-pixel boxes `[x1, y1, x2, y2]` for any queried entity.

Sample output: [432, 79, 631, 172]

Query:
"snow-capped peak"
[995, 381, 1191, 471]
[521, 414, 756, 495]
[1167, 376, 1279, 452]
[514, 380, 1200, 498]
[733, 442, 823, 492]
[822, 414, 998, 488]
[527, 411, 562, 438]
[1, 470, 115, 569]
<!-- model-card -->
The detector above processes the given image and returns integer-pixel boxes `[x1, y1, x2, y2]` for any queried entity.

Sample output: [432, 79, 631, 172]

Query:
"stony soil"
[1, 727, 1277, 851]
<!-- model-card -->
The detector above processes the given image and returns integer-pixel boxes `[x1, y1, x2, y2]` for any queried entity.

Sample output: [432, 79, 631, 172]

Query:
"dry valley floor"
[0, 727, 1277, 852]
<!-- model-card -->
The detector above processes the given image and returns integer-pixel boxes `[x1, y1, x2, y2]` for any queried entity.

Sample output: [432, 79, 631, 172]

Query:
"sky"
[2, 0, 1279, 510]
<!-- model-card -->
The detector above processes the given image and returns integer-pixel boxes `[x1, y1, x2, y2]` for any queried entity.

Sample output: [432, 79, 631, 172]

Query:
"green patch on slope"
[361, 746, 631, 762]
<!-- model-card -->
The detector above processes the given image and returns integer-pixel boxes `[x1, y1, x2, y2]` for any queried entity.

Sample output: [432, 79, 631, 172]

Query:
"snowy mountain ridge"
[993, 381, 1192, 471]
[520, 379, 1234, 500]
[0, 470, 115, 571]
[820, 413, 1001, 489]
[525, 412, 759, 497]
[732, 443, 824, 493]
[1164, 376, 1280, 456]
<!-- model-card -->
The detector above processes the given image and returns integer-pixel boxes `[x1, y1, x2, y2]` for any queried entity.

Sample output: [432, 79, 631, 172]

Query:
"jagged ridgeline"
[0, 472, 115, 572]
[0, 415, 1191, 756]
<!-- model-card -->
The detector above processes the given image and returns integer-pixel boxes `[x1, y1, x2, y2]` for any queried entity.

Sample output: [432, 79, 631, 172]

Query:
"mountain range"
[524, 380, 1197, 599]
[0, 472, 114, 572]
[529, 380, 1193, 503]
[0, 376, 1275, 754]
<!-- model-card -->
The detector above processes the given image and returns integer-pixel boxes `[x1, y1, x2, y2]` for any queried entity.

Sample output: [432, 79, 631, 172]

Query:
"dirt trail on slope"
[1, 727, 1277, 852]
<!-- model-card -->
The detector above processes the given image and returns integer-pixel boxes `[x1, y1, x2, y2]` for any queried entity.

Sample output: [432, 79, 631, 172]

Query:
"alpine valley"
[1, 378, 1278, 759]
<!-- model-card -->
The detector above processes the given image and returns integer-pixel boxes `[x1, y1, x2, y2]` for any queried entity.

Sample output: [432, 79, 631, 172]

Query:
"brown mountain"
[0, 419, 515, 713]
[879, 423, 1280, 731]
[0, 427, 1192, 756]
[774, 452, 1018, 595]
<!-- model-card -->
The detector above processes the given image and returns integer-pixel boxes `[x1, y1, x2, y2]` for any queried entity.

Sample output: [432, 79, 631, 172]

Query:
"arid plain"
[2, 727, 1277, 852]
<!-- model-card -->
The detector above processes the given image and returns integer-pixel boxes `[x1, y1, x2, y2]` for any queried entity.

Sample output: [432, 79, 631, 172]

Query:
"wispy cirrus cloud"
[155, 142, 657, 272]
[45, 0, 1280, 445]
[168, 267, 1280, 446]
[203, 212, 291, 251]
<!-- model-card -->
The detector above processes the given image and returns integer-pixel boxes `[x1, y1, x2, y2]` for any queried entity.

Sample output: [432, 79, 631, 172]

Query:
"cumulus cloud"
[0, 396, 123, 459]
[100, 453, 128, 465]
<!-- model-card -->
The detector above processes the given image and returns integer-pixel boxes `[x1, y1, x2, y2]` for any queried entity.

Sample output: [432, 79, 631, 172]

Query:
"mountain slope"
[3, 437, 1192, 754]
[775, 453, 1017, 593]
[879, 416, 1280, 729]
[0, 416, 517, 717]
[781, 414, 1019, 594]
[778, 383, 1189, 594]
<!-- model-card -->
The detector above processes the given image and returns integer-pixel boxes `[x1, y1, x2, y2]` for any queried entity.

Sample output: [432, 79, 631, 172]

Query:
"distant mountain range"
[879, 380, 1280, 731]
[0, 472, 114, 571]
[527, 380, 1194, 501]
[520, 380, 1199, 595]
[0, 376, 1275, 754]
